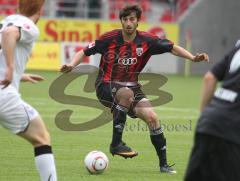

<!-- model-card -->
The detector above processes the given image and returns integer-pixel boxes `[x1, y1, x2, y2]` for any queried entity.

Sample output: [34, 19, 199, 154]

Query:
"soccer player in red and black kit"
[61, 5, 209, 174]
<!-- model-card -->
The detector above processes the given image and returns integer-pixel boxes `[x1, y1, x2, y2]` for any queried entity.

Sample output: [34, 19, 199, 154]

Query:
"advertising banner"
[27, 42, 61, 70]
[38, 19, 179, 43]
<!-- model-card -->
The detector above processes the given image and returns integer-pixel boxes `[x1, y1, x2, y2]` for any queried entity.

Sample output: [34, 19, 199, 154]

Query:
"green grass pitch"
[0, 70, 203, 181]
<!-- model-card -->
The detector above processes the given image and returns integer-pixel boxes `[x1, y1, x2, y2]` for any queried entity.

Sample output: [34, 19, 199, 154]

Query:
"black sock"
[150, 127, 167, 167]
[34, 145, 52, 156]
[111, 104, 127, 147]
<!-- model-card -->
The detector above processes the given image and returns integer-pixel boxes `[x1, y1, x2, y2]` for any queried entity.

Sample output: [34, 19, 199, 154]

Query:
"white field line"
[25, 97, 199, 114]
[42, 114, 198, 120]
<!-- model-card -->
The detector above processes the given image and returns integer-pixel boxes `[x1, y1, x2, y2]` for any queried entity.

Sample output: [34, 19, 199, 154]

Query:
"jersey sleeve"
[83, 39, 106, 56]
[0, 16, 39, 45]
[83, 41, 98, 56]
[17, 23, 39, 44]
[210, 49, 235, 81]
[84, 30, 119, 56]
[148, 38, 174, 55]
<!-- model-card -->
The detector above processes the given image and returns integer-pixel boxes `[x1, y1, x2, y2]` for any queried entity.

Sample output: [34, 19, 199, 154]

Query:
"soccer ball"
[84, 151, 109, 174]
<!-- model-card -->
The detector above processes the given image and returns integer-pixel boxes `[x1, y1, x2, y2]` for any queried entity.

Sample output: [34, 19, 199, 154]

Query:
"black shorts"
[184, 133, 240, 181]
[96, 82, 146, 118]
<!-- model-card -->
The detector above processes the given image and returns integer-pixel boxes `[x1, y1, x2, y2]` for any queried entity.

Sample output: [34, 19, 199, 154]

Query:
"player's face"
[121, 12, 138, 35]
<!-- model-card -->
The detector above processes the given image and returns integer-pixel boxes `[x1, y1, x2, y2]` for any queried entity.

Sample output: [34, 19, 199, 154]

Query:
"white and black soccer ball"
[84, 151, 109, 174]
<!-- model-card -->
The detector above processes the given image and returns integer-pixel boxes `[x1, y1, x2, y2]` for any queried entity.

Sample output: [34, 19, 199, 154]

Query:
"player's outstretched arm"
[200, 71, 217, 112]
[0, 26, 19, 89]
[21, 73, 44, 83]
[171, 45, 209, 62]
[60, 49, 86, 73]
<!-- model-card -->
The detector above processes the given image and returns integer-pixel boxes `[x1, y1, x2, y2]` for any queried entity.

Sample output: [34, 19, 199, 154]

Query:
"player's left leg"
[134, 99, 176, 174]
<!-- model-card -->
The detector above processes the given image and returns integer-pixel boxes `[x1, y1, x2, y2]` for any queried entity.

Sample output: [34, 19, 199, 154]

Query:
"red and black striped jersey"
[83, 29, 173, 83]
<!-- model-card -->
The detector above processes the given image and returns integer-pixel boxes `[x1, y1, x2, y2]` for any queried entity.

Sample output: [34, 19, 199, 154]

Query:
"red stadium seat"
[160, 9, 174, 22]
[176, 0, 196, 17]
[0, 0, 18, 15]
[5, 7, 15, 15]
[141, 0, 151, 12]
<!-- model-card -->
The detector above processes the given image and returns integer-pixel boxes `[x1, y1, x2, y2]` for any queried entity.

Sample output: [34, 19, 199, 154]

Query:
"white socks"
[34, 145, 57, 181]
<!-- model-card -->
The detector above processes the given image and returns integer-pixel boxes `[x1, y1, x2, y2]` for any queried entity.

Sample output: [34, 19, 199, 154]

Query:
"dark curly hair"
[119, 4, 142, 21]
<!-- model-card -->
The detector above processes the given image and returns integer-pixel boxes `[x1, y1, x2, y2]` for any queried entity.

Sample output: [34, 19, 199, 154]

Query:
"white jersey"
[0, 14, 39, 93]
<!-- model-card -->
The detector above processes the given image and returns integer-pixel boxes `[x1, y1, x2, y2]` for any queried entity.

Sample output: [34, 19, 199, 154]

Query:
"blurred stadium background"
[1, 0, 240, 180]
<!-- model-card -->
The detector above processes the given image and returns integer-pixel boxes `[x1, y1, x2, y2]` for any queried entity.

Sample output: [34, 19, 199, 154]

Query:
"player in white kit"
[0, 0, 57, 180]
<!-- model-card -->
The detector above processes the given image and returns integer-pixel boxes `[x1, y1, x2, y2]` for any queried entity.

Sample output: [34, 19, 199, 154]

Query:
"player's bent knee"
[116, 87, 134, 104]
[145, 112, 159, 126]
[146, 111, 158, 121]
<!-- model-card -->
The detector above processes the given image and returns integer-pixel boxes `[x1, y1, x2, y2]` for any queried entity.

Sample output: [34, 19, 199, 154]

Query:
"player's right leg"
[96, 83, 138, 158]
[18, 116, 57, 181]
[185, 133, 240, 181]
[110, 86, 138, 158]
[184, 133, 209, 181]
[0, 93, 57, 181]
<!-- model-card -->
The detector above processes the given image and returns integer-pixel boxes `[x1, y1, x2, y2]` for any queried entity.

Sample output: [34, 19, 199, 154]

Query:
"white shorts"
[0, 92, 39, 134]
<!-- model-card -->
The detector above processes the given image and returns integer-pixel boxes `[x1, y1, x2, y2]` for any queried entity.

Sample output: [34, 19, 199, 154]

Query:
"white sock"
[34, 146, 57, 181]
